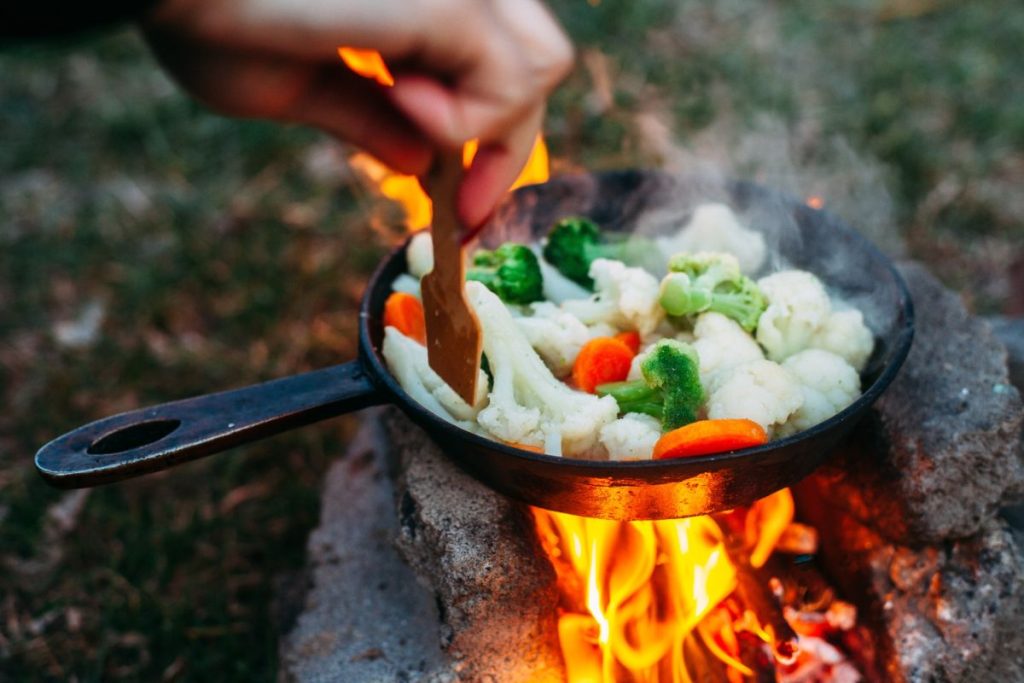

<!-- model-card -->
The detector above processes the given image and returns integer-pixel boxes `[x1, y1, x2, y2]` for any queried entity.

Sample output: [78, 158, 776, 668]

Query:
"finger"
[457, 104, 545, 229]
[146, 27, 433, 175]
[388, 0, 571, 148]
[290, 65, 433, 175]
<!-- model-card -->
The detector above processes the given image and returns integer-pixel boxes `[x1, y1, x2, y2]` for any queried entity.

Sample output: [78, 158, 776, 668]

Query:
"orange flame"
[337, 46, 395, 86]
[806, 196, 824, 210]
[533, 489, 795, 681]
[338, 47, 550, 231]
[350, 135, 550, 231]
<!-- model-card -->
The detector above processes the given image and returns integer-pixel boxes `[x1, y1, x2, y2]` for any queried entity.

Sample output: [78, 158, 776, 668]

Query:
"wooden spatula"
[420, 151, 483, 405]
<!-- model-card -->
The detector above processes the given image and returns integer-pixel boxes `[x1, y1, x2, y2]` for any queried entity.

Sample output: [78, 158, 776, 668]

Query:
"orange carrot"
[383, 292, 426, 344]
[653, 419, 768, 460]
[506, 441, 544, 453]
[572, 336, 635, 393]
[614, 331, 642, 355]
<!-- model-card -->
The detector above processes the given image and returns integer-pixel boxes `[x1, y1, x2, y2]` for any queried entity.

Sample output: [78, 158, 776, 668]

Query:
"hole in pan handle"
[34, 361, 385, 489]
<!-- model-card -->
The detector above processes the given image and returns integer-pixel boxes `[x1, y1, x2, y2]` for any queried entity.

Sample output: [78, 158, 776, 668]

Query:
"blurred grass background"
[1, 0, 1021, 680]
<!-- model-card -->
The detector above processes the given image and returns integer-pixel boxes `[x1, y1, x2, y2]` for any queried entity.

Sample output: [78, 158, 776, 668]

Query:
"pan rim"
[359, 170, 915, 476]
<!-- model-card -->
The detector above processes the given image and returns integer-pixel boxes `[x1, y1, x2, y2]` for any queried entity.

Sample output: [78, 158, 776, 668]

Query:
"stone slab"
[387, 409, 565, 683]
[797, 480, 1024, 683]
[280, 411, 446, 683]
[988, 316, 1024, 393]
[809, 262, 1024, 544]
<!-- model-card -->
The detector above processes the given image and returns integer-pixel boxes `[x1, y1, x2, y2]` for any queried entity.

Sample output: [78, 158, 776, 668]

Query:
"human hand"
[142, 0, 573, 228]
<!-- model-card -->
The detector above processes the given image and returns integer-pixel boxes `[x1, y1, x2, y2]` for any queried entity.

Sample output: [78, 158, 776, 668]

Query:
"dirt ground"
[1, 1, 1021, 680]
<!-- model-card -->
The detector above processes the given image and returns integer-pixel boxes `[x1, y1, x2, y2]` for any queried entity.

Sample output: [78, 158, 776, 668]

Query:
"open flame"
[533, 489, 796, 682]
[349, 136, 549, 231]
[339, 46, 550, 231]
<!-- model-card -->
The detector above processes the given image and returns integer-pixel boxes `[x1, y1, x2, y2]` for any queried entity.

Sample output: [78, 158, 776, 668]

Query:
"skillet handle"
[35, 361, 385, 489]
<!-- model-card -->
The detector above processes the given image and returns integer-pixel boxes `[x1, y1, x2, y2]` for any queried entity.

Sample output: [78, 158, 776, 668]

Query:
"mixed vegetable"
[381, 203, 874, 461]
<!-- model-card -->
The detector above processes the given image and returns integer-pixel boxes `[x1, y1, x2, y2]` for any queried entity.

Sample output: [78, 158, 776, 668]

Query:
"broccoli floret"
[659, 252, 767, 332]
[542, 217, 647, 288]
[467, 243, 543, 304]
[597, 339, 704, 430]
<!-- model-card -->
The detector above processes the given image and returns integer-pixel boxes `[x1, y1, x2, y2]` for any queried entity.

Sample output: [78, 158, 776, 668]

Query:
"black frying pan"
[35, 170, 914, 520]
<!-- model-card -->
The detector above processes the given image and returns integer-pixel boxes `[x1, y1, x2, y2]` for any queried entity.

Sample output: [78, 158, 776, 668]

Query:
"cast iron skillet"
[35, 170, 914, 520]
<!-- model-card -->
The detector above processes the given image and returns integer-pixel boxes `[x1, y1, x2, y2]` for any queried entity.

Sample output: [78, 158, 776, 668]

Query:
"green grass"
[2, 1, 1022, 679]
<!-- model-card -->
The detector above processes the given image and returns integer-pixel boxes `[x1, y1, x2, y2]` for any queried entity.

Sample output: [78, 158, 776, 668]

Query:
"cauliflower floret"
[656, 203, 767, 274]
[382, 327, 488, 425]
[756, 270, 832, 362]
[391, 273, 421, 298]
[406, 231, 434, 278]
[779, 349, 861, 436]
[809, 308, 874, 372]
[626, 343, 655, 381]
[706, 359, 803, 435]
[692, 312, 765, 382]
[467, 282, 620, 456]
[562, 258, 664, 336]
[515, 303, 592, 377]
[599, 413, 662, 461]
[532, 246, 592, 304]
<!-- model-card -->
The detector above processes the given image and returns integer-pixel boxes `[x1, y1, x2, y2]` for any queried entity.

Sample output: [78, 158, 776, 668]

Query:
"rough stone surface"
[279, 412, 446, 683]
[386, 408, 565, 683]
[797, 481, 1024, 683]
[989, 316, 1024, 393]
[279, 409, 564, 683]
[808, 262, 1024, 544]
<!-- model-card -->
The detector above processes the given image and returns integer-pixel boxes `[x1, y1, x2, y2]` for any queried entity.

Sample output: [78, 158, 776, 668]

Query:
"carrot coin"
[383, 292, 426, 344]
[653, 419, 768, 459]
[572, 337, 635, 393]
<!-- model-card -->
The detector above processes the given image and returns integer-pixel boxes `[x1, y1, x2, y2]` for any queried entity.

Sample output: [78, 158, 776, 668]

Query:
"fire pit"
[278, 175, 1023, 681]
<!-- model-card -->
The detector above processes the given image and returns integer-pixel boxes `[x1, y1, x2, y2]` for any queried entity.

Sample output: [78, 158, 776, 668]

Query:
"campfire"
[532, 492, 862, 682]
[276, 53, 1024, 681]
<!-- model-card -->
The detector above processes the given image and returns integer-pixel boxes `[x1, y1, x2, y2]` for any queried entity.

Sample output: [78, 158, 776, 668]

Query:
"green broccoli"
[658, 252, 767, 332]
[542, 217, 649, 288]
[466, 243, 544, 305]
[596, 339, 704, 430]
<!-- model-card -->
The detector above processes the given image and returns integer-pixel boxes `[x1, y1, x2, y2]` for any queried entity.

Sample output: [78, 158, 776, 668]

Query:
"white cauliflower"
[756, 270, 832, 362]
[561, 258, 664, 336]
[706, 359, 803, 435]
[515, 302, 592, 377]
[809, 308, 874, 372]
[692, 312, 765, 382]
[466, 282, 620, 456]
[382, 327, 488, 426]
[599, 413, 662, 461]
[391, 273, 421, 298]
[626, 343, 655, 381]
[779, 349, 861, 436]
[656, 203, 767, 274]
[406, 231, 434, 278]
[532, 247, 592, 304]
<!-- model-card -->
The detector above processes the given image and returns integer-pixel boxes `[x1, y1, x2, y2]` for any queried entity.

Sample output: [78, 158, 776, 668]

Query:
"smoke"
[625, 0, 905, 259]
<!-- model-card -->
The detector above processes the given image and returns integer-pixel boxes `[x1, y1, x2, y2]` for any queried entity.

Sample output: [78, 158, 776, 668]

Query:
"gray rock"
[279, 409, 564, 683]
[797, 481, 1024, 683]
[279, 411, 446, 683]
[810, 262, 1024, 544]
[387, 409, 565, 683]
[988, 316, 1024, 393]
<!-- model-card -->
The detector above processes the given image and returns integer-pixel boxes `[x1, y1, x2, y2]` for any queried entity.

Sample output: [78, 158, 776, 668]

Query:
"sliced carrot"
[572, 336, 635, 393]
[506, 441, 544, 453]
[653, 419, 768, 460]
[383, 292, 426, 344]
[614, 331, 642, 355]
